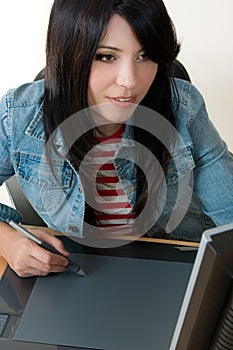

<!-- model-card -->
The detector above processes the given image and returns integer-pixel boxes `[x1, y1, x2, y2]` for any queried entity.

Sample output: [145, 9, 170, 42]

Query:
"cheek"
[88, 66, 112, 96]
[142, 65, 158, 87]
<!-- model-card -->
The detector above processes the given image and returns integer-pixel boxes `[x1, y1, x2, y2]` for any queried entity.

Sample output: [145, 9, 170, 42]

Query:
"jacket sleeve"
[188, 84, 233, 225]
[0, 90, 22, 223]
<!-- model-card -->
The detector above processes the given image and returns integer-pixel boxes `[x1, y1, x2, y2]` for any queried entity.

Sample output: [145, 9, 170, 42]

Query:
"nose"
[115, 60, 137, 89]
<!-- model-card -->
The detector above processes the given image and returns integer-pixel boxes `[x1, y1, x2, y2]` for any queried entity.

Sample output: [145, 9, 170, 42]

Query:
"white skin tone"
[0, 222, 69, 277]
[0, 14, 158, 277]
[88, 14, 158, 135]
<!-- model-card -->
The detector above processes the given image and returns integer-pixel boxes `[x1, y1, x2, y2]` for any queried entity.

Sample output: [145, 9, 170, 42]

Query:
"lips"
[107, 95, 137, 104]
[115, 97, 132, 102]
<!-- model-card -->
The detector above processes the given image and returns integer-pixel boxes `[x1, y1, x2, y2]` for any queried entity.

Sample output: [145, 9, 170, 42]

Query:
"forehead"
[99, 14, 140, 47]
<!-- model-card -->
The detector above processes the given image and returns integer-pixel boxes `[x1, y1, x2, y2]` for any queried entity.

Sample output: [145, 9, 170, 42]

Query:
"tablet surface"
[14, 253, 193, 350]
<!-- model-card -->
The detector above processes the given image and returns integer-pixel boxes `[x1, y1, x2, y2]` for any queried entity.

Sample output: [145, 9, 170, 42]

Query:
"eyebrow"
[97, 45, 145, 53]
[97, 45, 122, 52]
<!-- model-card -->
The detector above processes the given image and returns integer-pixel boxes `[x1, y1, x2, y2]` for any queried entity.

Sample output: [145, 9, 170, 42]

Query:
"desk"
[0, 226, 199, 279]
[0, 257, 7, 280]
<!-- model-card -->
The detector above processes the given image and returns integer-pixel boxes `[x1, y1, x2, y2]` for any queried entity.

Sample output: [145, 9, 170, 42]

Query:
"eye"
[136, 52, 150, 62]
[95, 54, 116, 63]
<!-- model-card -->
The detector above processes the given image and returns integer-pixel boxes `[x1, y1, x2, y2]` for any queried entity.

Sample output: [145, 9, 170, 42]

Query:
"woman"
[0, 0, 232, 277]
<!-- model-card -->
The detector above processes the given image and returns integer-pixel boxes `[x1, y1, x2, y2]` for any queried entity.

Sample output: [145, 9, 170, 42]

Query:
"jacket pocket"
[16, 152, 73, 213]
[166, 146, 194, 183]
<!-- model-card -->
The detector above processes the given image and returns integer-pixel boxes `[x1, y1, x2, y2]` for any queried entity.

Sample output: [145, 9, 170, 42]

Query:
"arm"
[0, 92, 69, 277]
[0, 90, 23, 223]
[188, 85, 233, 225]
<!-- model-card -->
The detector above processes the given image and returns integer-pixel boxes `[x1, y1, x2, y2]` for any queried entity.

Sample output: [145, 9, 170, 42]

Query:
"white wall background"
[0, 0, 53, 93]
[0, 0, 232, 203]
[164, 0, 233, 152]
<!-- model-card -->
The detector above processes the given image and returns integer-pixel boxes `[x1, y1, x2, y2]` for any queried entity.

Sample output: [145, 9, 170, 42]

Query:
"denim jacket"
[0, 78, 233, 242]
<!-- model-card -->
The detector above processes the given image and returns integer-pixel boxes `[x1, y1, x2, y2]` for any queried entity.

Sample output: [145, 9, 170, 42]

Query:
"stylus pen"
[8, 220, 87, 277]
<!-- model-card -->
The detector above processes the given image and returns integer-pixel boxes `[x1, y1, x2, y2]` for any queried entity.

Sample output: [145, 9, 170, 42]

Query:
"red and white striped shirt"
[93, 125, 135, 235]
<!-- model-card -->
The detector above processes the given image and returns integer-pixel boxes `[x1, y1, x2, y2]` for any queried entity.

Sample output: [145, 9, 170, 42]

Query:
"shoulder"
[0, 80, 45, 141]
[172, 78, 206, 110]
[170, 78, 210, 147]
[171, 78, 208, 129]
[4, 79, 44, 108]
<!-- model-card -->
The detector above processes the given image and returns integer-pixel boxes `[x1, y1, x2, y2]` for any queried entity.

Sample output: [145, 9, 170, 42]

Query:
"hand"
[0, 222, 70, 277]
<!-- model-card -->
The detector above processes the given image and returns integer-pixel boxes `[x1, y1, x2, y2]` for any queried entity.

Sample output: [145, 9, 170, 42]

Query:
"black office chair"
[5, 176, 46, 226]
[172, 59, 191, 82]
[5, 59, 191, 226]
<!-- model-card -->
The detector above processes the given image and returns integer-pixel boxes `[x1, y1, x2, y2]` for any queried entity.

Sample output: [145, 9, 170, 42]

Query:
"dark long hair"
[44, 0, 180, 222]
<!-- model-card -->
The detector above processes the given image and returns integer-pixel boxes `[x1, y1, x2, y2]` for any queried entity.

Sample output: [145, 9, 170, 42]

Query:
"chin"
[90, 102, 137, 125]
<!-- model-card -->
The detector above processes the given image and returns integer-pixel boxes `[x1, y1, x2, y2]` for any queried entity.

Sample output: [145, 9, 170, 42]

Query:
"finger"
[30, 230, 70, 257]
[23, 250, 69, 277]
[31, 244, 69, 268]
[44, 235, 70, 257]
[7, 234, 69, 277]
[30, 259, 68, 276]
[9, 250, 68, 278]
[14, 261, 68, 278]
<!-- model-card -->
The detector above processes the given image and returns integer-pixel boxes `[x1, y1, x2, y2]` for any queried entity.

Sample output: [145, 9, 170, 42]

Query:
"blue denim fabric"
[0, 78, 233, 241]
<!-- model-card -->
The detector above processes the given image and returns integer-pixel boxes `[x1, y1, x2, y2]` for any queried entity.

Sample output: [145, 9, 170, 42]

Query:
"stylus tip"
[77, 268, 87, 277]
[67, 259, 87, 277]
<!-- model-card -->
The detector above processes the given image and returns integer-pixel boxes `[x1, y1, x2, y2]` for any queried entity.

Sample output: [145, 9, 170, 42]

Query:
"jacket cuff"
[0, 203, 22, 224]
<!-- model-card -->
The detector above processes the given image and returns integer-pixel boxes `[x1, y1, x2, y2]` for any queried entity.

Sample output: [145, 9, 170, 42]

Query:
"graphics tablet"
[0, 238, 196, 350]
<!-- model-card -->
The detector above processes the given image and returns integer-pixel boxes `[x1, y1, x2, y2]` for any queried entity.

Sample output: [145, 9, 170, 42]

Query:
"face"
[88, 14, 158, 124]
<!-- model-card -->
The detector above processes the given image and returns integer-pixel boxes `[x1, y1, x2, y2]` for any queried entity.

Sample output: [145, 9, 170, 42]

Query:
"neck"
[95, 124, 122, 138]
